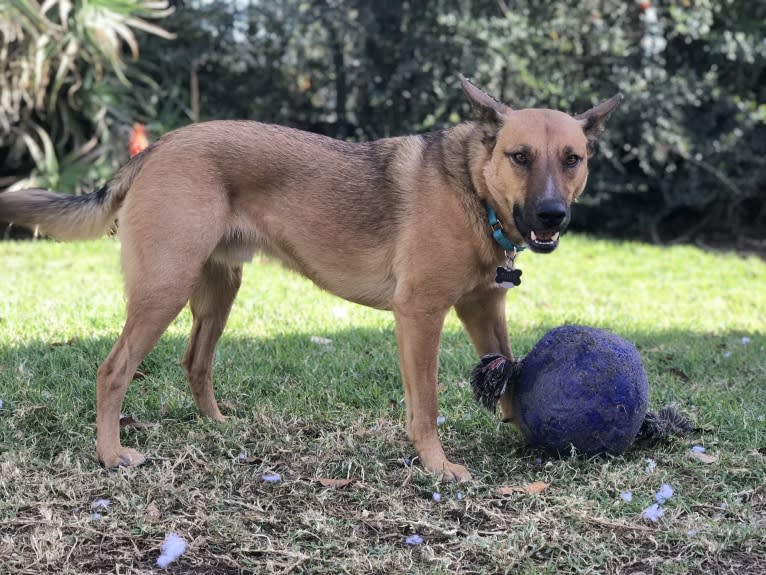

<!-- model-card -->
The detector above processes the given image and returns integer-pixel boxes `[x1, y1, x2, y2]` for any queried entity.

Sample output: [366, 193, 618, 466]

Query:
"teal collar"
[484, 202, 526, 253]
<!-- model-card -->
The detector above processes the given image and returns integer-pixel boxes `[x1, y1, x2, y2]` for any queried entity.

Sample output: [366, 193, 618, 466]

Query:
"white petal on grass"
[405, 534, 424, 545]
[331, 306, 349, 319]
[310, 336, 333, 346]
[691, 445, 706, 453]
[620, 491, 633, 502]
[641, 503, 664, 522]
[157, 533, 186, 569]
[456, 492, 465, 500]
[655, 483, 674, 504]
[262, 472, 281, 483]
[741, 336, 751, 344]
[645, 458, 657, 473]
[0, 399, 4, 409]
[436, 415, 446, 426]
[432, 492, 441, 502]
[90, 512, 101, 521]
[90, 499, 111, 510]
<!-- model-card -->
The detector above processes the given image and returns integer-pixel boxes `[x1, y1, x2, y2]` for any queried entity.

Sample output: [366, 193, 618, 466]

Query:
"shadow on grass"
[1, 324, 763, 465]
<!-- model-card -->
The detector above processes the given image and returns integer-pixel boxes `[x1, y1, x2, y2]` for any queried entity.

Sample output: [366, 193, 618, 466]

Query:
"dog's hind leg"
[96, 282, 193, 468]
[95, 189, 227, 467]
[182, 261, 242, 420]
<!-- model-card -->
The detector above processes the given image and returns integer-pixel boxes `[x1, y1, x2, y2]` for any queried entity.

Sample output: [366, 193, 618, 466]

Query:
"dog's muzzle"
[513, 201, 570, 253]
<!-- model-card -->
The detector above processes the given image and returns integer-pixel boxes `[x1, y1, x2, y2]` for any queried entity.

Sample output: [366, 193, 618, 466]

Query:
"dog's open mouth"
[528, 230, 560, 252]
[512, 206, 565, 254]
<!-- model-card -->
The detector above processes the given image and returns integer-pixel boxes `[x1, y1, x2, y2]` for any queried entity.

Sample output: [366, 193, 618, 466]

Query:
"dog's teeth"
[530, 230, 560, 244]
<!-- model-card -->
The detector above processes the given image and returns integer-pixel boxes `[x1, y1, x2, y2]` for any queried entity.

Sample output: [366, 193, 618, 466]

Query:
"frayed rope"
[636, 405, 693, 443]
[470, 353, 522, 412]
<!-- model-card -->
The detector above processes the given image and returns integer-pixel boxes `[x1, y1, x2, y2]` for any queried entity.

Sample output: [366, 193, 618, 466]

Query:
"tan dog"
[0, 77, 621, 481]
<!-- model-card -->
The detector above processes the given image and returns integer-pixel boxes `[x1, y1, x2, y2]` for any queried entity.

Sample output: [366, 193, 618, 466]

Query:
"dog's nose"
[536, 200, 567, 228]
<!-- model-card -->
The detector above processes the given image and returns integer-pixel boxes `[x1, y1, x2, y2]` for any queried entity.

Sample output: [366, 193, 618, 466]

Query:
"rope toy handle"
[469, 353, 522, 412]
[637, 405, 693, 442]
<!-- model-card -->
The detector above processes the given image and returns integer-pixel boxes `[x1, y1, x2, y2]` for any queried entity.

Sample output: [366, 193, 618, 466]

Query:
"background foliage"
[1, 0, 764, 246]
[0, 0, 174, 195]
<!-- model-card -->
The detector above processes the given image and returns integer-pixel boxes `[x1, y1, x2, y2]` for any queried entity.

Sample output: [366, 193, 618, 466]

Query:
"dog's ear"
[575, 93, 623, 154]
[459, 74, 511, 149]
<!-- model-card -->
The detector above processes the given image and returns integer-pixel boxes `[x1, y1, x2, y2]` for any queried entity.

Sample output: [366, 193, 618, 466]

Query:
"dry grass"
[2, 413, 765, 574]
[1, 237, 765, 574]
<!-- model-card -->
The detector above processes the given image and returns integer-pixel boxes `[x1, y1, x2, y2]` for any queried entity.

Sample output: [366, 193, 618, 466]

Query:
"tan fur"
[0, 152, 150, 240]
[0, 77, 621, 481]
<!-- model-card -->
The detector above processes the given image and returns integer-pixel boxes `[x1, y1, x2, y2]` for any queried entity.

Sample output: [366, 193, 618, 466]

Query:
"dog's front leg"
[393, 304, 471, 482]
[455, 287, 515, 422]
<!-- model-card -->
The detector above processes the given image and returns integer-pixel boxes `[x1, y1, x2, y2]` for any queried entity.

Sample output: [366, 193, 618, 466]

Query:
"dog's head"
[460, 76, 622, 253]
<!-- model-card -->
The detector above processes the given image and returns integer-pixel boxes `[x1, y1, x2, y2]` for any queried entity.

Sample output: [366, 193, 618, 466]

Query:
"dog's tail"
[0, 149, 151, 240]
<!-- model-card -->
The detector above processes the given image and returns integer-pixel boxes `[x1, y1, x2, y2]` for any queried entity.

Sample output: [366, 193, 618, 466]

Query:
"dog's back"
[0, 120, 480, 309]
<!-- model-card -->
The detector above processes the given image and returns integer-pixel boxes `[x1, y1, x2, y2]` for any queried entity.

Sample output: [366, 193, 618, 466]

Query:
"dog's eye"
[508, 152, 529, 166]
[565, 154, 581, 168]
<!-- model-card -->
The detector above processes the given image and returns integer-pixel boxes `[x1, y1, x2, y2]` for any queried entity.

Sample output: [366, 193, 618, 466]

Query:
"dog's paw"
[421, 458, 472, 482]
[416, 447, 473, 482]
[98, 446, 146, 468]
[440, 461, 472, 483]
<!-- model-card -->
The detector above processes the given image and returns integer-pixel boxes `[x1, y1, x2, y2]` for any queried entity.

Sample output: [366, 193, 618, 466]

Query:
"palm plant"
[0, 0, 175, 193]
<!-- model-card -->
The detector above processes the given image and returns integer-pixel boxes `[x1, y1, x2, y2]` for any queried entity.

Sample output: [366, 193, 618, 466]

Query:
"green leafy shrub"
[3, 0, 764, 244]
[0, 0, 174, 196]
[133, 0, 766, 245]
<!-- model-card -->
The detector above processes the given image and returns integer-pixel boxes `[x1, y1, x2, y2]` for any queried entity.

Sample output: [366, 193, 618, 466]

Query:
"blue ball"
[513, 325, 649, 456]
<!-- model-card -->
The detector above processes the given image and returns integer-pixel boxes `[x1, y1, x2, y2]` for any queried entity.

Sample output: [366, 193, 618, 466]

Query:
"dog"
[0, 77, 621, 481]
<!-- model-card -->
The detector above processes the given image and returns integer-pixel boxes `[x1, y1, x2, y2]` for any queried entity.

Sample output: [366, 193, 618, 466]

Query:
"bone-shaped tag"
[495, 266, 522, 288]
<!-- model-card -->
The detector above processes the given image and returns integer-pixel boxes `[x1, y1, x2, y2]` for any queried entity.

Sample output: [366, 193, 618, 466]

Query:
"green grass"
[1, 235, 765, 574]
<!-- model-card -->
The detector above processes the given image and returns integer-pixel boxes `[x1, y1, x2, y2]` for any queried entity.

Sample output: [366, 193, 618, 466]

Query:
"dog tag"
[495, 266, 522, 288]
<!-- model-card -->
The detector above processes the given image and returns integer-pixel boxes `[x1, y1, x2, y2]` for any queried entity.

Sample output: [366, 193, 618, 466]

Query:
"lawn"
[0, 236, 764, 574]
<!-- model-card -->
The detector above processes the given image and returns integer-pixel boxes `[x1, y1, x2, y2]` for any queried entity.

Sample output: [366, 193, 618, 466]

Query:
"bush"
[0, 0, 174, 197]
[4, 0, 765, 245]
[133, 0, 766, 245]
